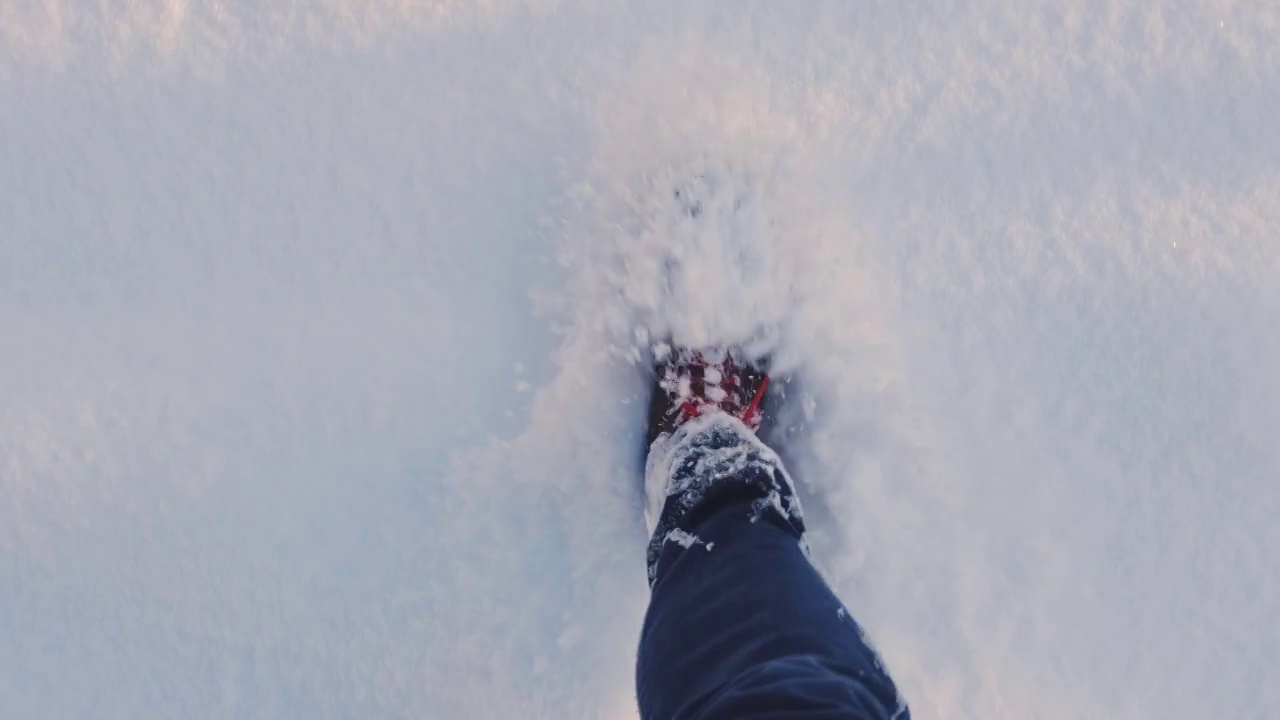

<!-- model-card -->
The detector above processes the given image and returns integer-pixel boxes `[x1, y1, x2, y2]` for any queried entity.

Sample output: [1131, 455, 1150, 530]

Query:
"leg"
[637, 415, 908, 720]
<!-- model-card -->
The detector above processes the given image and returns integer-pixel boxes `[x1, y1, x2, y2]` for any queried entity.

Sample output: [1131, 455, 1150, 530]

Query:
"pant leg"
[637, 415, 908, 720]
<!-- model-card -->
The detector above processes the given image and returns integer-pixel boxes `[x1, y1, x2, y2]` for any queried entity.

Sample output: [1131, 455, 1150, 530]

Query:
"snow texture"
[3, 1, 1279, 719]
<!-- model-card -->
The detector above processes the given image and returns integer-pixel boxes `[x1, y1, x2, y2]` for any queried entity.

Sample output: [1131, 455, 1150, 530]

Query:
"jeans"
[637, 415, 908, 720]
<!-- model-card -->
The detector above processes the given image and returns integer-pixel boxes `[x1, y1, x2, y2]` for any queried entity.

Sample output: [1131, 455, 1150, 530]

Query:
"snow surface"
[3, 1, 1279, 718]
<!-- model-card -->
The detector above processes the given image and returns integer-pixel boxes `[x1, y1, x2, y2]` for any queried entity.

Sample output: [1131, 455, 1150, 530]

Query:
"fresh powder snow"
[2, 2, 1278, 719]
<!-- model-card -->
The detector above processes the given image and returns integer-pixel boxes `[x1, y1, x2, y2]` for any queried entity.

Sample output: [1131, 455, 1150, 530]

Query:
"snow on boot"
[645, 343, 771, 448]
[642, 344, 805, 585]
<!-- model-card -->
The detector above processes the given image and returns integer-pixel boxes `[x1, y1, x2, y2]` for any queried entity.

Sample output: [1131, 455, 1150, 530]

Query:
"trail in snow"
[3, 2, 1279, 719]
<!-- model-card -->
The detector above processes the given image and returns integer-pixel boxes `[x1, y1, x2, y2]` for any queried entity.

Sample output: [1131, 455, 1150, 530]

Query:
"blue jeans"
[637, 416, 908, 720]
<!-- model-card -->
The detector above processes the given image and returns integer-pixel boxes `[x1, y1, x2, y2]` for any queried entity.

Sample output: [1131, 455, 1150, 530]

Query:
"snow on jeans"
[637, 414, 909, 720]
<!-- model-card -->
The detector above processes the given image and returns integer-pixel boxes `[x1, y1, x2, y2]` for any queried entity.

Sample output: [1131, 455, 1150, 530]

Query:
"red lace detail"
[739, 375, 769, 430]
[668, 352, 767, 432]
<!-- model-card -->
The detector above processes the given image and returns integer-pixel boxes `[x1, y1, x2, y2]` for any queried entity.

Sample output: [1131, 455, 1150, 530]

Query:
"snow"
[3, 1, 1279, 718]
[662, 529, 707, 552]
